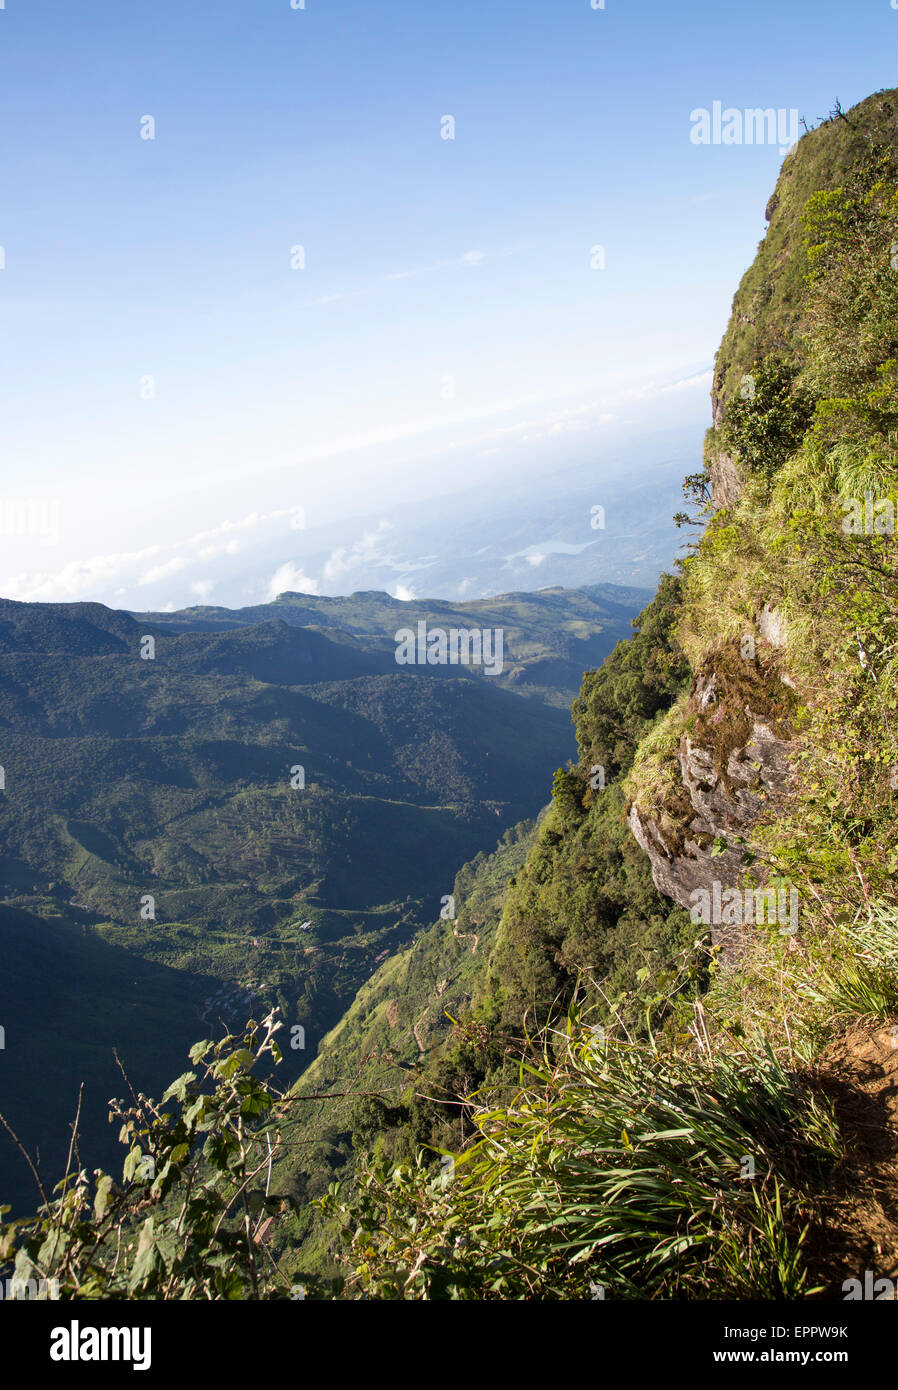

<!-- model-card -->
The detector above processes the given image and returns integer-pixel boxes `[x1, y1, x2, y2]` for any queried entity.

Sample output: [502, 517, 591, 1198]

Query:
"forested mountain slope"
[299, 89, 898, 1299]
[139, 583, 651, 706]
[0, 587, 647, 1210]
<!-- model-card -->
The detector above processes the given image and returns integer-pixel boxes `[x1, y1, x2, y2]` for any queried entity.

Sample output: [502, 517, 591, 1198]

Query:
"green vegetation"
[7, 90, 898, 1302]
[263, 821, 537, 1277]
[486, 577, 695, 1031]
[0, 587, 646, 1211]
[329, 1000, 842, 1300]
[311, 89, 898, 1298]
[0, 1015, 307, 1299]
[140, 583, 652, 708]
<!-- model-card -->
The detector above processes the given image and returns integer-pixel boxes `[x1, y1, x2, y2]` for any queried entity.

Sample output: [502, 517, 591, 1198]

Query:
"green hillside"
[6, 91, 898, 1305]
[139, 583, 652, 706]
[260, 821, 536, 1278]
[0, 588, 643, 1210]
[281, 89, 898, 1299]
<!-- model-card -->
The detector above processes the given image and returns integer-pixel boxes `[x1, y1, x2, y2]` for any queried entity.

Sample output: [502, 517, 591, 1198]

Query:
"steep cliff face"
[704, 90, 898, 511]
[623, 88, 898, 959]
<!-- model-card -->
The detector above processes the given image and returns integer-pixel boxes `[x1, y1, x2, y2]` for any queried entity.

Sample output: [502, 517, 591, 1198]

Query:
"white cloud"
[660, 369, 713, 394]
[266, 562, 319, 599]
[392, 583, 415, 601]
[191, 579, 215, 602]
[198, 538, 239, 560]
[2, 550, 157, 602]
[629, 369, 712, 401]
[186, 506, 305, 547]
[139, 557, 190, 586]
[1, 506, 307, 603]
[323, 521, 393, 580]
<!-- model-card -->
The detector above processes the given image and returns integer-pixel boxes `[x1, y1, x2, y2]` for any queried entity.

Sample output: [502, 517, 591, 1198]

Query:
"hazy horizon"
[2, 0, 895, 609]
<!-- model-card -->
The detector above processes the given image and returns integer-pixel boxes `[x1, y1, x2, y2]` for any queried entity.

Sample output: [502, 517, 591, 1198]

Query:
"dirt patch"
[803, 1023, 898, 1297]
[453, 925, 479, 954]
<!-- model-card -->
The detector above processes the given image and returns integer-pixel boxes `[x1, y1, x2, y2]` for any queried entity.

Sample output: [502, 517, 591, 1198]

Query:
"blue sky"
[0, 0, 895, 606]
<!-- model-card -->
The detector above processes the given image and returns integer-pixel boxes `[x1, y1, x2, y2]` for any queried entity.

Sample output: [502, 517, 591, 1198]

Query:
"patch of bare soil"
[802, 1024, 898, 1297]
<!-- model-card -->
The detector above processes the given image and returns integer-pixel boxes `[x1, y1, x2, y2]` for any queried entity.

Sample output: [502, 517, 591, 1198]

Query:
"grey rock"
[629, 691, 794, 965]
[708, 448, 743, 509]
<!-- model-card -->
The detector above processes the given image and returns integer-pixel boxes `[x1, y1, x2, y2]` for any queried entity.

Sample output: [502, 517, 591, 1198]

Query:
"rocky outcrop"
[707, 446, 743, 510]
[704, 396, 744, 509]
[628, 629, 796, 961]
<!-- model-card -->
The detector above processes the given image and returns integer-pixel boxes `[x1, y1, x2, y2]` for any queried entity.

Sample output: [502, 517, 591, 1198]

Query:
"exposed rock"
[759, 602, 787, 649]
[708, 447, 743, 509]
[629, 802, 748, 931]
[628, 643, 796, 963]
[711, 375, 725, 428]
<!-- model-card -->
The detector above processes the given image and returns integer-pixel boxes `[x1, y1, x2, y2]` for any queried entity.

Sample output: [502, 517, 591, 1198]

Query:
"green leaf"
[122, 1147, 144, 1183]
[94, 1174, 115, 1220]
[128, 1217, 159, 1292]
[162, 1071, 196, 1103]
